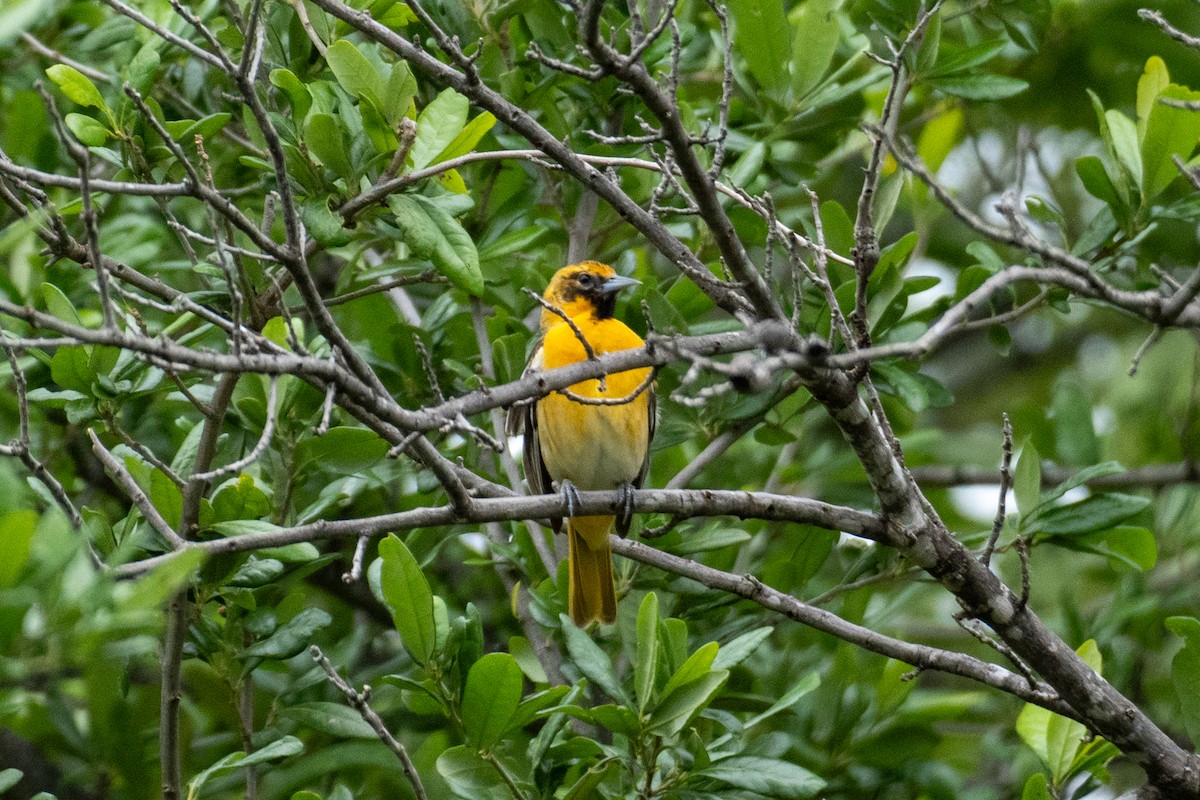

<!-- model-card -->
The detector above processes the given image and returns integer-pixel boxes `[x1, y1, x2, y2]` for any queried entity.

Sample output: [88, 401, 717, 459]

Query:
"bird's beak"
[601, 275, 641, 294]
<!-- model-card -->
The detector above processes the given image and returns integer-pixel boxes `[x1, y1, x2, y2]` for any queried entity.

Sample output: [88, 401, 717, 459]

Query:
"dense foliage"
[2, 0, 1200, 799]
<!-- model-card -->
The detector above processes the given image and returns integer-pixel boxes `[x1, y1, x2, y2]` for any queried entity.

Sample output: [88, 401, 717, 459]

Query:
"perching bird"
[508, 261, 655, 626]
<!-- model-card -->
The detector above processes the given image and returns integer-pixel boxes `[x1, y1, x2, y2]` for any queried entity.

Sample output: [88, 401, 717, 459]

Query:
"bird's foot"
[615, 482, 636, 538]
[558, 479, 582, 517]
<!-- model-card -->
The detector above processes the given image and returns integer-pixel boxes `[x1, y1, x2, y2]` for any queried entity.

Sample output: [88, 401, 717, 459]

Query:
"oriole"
[508, 261, 655, 626]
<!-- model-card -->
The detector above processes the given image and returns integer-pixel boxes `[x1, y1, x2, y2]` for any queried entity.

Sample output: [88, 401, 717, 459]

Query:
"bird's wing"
[508, 344, 561, 533]
[635, 387, 656, 490]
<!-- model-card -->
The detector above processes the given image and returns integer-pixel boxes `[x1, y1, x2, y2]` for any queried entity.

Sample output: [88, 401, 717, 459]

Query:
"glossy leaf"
[410, 88, 469, 170]
[46, 64, 107, 113]
[378, 535, 437, 664]
[1017, 640, 1101, 785]
[242, 608, 333, 659]
[388, 194, 483, 294]
[187, 736, 304, 799]
[461, 652, 524, 749]
[561, 614, 630, 704]
[635, 592, 659, 712]
[697, 755, 825, 798]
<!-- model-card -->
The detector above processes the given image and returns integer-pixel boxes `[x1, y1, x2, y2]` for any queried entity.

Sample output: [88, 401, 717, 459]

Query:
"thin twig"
[980, 414, 1013, 567]
[311, 647, 429, 799]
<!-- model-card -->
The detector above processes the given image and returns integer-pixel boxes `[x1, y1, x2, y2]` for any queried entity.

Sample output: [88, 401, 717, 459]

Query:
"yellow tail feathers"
[567, 516, 616, 626]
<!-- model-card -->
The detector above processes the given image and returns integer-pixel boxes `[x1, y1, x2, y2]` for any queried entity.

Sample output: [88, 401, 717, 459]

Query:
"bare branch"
[610, 538, 1074, 717]
[311, 646, 428, 800]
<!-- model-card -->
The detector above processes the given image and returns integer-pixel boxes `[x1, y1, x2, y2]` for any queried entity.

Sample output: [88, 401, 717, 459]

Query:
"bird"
[508, 261, 655, 626]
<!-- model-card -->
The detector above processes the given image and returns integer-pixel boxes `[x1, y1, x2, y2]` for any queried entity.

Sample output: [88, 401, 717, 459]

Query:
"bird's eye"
[577, 273, 594, 287]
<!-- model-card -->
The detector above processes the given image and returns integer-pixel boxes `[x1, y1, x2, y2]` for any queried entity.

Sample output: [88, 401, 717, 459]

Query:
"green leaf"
[727, 0, 791, 93]
[1137, 56, 1171, 136]
[1166, 616, 1200, 744]
[928, 73, 1028, 100]
[305, 113, 354, 179]
[303, 197, 351, 247]
[435, 745, 503, 798]
[1016, 640, 1100, 785]
[1021, 773, 1054, 800]
[410, 88, 469, 170]
[0, 510, 38, 588]
[562, 757, 620, 800]
[122, 43, 159, 94]
[382, 60, 418, 124]
[431, 112, 496, 165]
[209, 519, 282, 537]
[64, 112, 110, 146]
[462, 652, 524, 750]
[187, 736, 304, 800]
[243, 608, 333, 659]
[635, 592, 660, 712]
[505, 685, 569, 733]
[697, 755, 825, 799]
[744, 671, 820, 729]
[1013, 441, 1041, 519]
[1047, 525, 1157, 571]
[122, 548, 207, 611]
[294, 427, 389, 475]
[561, 614, 630, 704]
[790, 0, 840, 97]
[914, 10, 940, 74]
[379, 535, 437, 664]
[931, 40, 1007, 76]
[1039, 461, 1125, 507]
[916, 107, 964, 174]
[1140, 82, 1200, 200]
[1034, 493, 1150, 536]
[1105, 109, 1144, 193]
[280, 702, 377, 739]
[509, 635, 548, 684]
[149, 467, 182, 530]
[270, 68, 313, 121]
[325, 39, 383, 104]
[712, 626, 772, 670]
[46, 64, 108, 113]
[388, 194, 483, 294]
[647, 669, 728, 736]
[664, 527, 751, 555]
[359, 94, 398, 155]
[456, 602, 484, 685]
[589, 703, 640, 737]
[210, 476, 270, 525]
[661, 641, 719, 698]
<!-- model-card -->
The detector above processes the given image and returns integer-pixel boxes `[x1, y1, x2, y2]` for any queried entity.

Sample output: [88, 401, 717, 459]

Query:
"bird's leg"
[615, 482, 636, 538]
[558, 478, 582, 518]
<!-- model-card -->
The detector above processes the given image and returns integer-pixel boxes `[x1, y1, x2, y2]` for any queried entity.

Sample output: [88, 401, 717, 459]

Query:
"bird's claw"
[559, 479, 581, 518]
[616, 482, 636, 538]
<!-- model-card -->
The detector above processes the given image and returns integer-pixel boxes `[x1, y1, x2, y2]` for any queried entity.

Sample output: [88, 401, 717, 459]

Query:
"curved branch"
[610, 538, 1077, 719]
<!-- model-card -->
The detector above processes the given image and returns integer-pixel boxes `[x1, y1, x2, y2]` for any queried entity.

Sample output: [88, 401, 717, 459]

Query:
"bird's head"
[541, 261, 640, 330]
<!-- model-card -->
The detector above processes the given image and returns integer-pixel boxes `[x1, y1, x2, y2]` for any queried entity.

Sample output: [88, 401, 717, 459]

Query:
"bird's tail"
[567, 515, 617, 626]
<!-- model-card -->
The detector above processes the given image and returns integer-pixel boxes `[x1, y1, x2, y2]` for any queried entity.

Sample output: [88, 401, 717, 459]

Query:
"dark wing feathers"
[508, 344, 562, 533]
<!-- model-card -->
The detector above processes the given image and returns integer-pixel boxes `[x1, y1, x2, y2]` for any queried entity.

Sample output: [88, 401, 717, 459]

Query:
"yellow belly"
[536, 316, 651, 490]
[537, 390, 649, 488]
